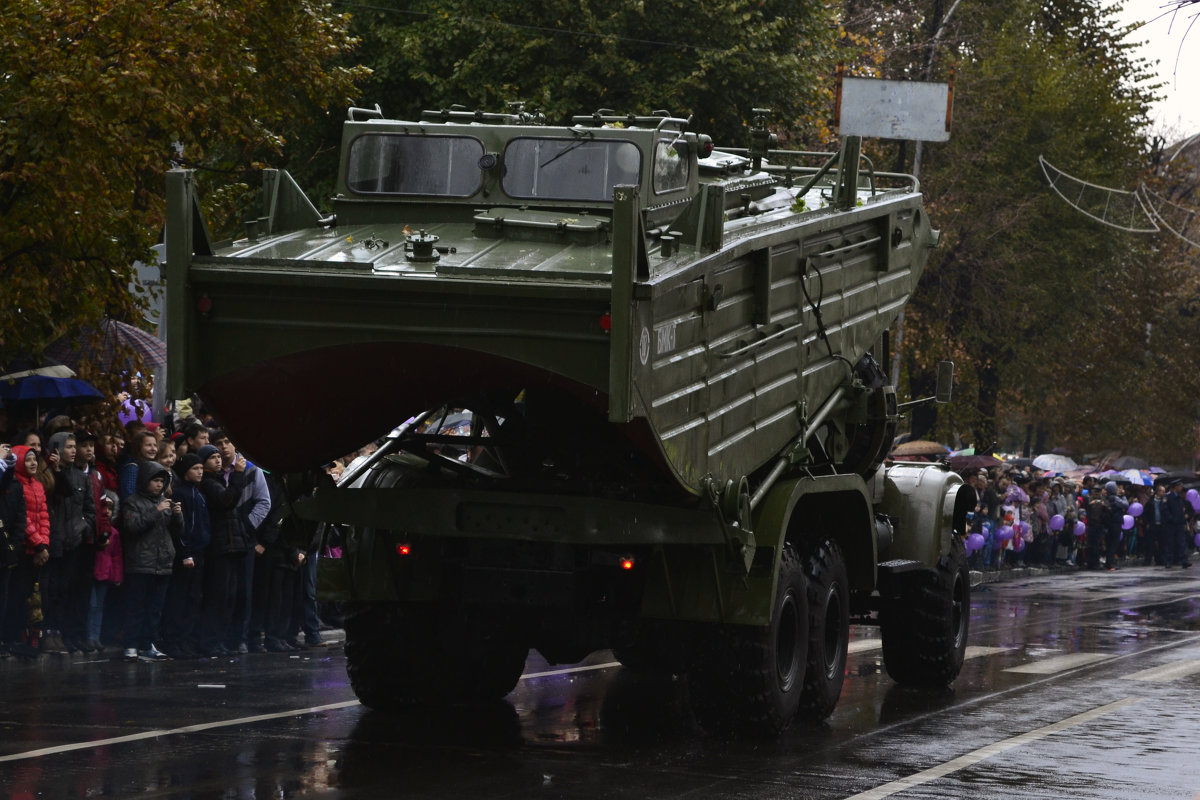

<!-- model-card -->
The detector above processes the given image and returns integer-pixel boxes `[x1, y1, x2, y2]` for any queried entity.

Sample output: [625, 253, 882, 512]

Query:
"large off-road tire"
[880, 536, 970, 686]
[798, 538, 850, 720]
[344, 602, 529, 710]
[687, 545, 809, 736]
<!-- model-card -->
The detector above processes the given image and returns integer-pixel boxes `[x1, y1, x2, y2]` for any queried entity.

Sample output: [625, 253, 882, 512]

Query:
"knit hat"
[178, 453, 203, 473]
[196, 444, 219, 463]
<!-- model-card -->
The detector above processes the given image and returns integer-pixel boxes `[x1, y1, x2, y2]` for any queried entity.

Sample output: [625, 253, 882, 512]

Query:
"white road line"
[0, 660, 624, 763]
[1124, 659, 1200, 683]
[0, 700, 361, 764]
[520, 661, 621, 680]
[1004, 652, 1110, 674]
[964, 646, 1010, 660]
[841, 696, 1142, 800]
[848, 639, 882, 654]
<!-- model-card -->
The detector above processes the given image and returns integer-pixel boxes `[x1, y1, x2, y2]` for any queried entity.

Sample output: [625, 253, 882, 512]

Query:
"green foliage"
[340, 0, 838, 142]
[0, 0, 367, 369]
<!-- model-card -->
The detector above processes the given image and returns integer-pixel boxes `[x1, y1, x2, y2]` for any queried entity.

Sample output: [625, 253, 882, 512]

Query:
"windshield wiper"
[540, 128, 594, 169]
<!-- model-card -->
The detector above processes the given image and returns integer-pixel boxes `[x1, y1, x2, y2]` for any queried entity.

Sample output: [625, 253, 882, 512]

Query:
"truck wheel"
[798, 538, 849, 720]
[687, 545, 809, 736]
[344, 602, 528, 709]
[880, 536, 970, 686]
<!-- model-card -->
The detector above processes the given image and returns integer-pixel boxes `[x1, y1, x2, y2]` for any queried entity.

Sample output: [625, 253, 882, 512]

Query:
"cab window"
[346, 134, 484, 196]
[502, 138, 641, 202]
[653, 139, 689, 194]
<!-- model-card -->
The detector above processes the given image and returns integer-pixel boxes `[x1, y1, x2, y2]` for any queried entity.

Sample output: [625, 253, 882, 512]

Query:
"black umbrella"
[44, 317, 166, 373]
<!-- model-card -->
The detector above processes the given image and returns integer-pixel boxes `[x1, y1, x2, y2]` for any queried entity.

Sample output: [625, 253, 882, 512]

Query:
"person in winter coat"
[159, 453, 211, 658]
[3, 446, 51, 653]
[76, 430, 115, 653]
[43, 432, 96, 654]
[197, 444, 251, 656]
[119, 460, 181, 661]
[0, 454, 28, 658]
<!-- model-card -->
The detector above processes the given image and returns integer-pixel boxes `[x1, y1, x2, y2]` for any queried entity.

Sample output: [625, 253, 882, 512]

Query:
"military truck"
[165, 103, 972, 736]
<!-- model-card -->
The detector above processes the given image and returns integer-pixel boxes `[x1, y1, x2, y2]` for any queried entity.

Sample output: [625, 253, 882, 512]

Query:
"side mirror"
[935, 361, 954, 404]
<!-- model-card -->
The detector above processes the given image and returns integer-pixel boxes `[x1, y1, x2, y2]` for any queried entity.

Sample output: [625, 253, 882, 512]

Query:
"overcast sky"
[1115, 0, 1200, 139]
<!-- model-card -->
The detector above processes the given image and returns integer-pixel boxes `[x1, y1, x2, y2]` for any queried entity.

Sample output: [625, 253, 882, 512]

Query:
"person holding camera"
[119, 460, 182, 661]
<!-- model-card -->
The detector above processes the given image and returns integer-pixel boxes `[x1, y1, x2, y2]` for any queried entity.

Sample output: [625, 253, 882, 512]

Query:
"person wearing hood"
[119, 460, 181, 661]
[2, 445, 50, 655]
[1102, 480, 1129, 571]
[42, 431, 96, 654]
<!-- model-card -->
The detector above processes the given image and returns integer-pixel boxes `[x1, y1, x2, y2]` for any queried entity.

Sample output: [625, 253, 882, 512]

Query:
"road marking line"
[0, 700, 361, 764]
[521, 661, 621, 680]
[848, 639, 882, 654]
[1004, 652, 1109, 674]
[841, 696, 1142, 800]
[964, 646, 1010, 660]
[0, 660, 627, 763]
[1124, 659, 1200, 683]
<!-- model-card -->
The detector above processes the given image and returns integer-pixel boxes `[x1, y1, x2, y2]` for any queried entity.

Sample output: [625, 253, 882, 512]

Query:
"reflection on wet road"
[2, 565, 1199, 798]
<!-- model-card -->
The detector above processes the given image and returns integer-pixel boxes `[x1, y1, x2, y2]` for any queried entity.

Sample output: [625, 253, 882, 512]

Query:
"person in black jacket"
[0, 462, 28, 659]
[1163, 479, 1193, 569]
[197, 444, 251, 656]
[44, 432, 96, 654]
[159, 453, 211, 659]
[119, 460, 181, 661]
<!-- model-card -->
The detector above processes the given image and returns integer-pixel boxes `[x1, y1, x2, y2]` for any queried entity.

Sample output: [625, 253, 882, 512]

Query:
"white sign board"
[838, 77, 952, 142]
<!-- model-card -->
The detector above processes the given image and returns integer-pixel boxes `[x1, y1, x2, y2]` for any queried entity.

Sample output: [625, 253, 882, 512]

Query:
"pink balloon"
[1128, 502, 1144, 517]
[1049, 514, 1065, 531]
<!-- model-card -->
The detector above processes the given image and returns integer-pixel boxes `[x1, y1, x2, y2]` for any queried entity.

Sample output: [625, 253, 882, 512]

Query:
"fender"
[877, 463, 967, 569]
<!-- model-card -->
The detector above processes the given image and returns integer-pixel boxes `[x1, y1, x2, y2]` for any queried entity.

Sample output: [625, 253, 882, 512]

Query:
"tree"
[0, 0, 367, 378]
[337, 0, 838, 143]
[845, 0, 1166, 454]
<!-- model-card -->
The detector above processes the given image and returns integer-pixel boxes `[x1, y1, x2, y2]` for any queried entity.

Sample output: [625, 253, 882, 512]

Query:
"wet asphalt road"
[2, 564, 1199, 799]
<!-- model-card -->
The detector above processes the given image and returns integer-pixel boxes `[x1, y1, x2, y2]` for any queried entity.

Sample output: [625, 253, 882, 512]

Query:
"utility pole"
[891, 0, 964, 387]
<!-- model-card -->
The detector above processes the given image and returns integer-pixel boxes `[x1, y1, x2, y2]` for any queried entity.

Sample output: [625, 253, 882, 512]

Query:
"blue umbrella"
[0, 374, 104, 403]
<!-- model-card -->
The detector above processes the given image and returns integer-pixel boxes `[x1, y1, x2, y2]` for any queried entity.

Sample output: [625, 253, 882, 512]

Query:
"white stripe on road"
[0, 700, 361, 763]
[1124, 659, 1200, 683]
[0, 660, 622, 764]
[520, 661, 621, 680]
[1004, 652, 1110, 674]
[849, 642, 1010, 660]
[965, 646, 1011, 660]
[840, 697, 1142, 800]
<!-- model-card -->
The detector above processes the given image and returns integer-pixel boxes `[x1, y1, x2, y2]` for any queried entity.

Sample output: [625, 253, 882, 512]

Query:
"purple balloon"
[1191, 497, 1200, 514]
[1074, 521, 1087, 537]
[1019, 521, 1031, 536]
[1013, 535, 1026, 552]
[1121, 514, 1134, 530]
[1128, 502, 1144, 517]
[1049, 514, 1065, 531]
[997, 525, 1014, 542]
[1195, 532, 1200, 549]
[1187, 488, 1199, 502]
[967, 533, 985, 553]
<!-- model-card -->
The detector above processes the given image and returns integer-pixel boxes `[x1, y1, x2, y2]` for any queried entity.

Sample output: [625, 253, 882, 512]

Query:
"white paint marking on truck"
[840, 697, 1142, 800]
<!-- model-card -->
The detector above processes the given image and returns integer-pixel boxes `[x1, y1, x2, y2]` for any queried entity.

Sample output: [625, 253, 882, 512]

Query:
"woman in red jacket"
[1, 446, 51, 654]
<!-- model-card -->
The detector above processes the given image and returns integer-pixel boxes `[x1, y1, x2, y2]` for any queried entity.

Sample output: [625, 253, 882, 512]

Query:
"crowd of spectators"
[0, 405, 338, 662]
[959, 466, 1197, 572]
